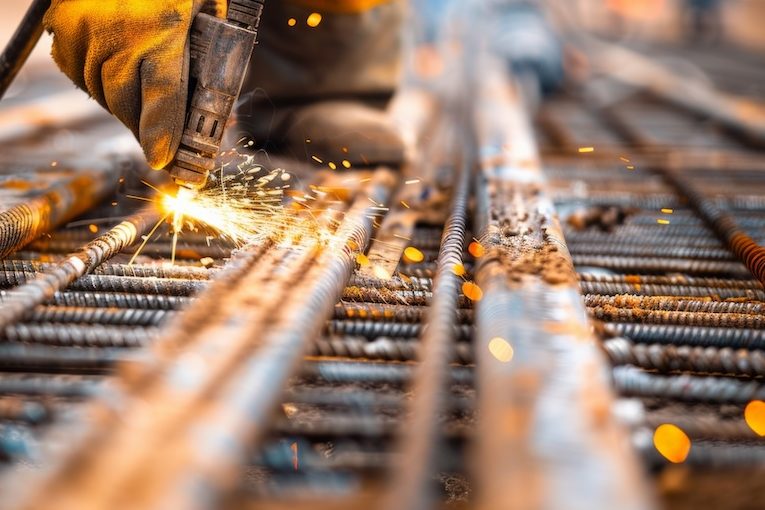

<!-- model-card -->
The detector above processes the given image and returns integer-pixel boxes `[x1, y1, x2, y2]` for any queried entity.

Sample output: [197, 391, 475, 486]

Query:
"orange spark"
[653, 424, 691, 463]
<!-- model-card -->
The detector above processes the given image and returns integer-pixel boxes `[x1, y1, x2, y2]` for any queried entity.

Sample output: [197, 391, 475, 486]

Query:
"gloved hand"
[43, 0, 225, 169]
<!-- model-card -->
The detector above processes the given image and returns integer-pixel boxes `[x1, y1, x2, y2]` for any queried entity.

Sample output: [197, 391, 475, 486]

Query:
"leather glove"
[43, 0, 226, 169]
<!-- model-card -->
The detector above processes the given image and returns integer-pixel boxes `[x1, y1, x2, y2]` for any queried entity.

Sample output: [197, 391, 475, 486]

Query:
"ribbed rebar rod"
[613, 365, 765, 404]
[0, 260, 213, 280]
[471, 59, 651, 510]
[3, 323, 155, 348]
[326, 320, 471, 340]
[0, 374, 103, 397]
[347, 274, 432, 291]
[592, 306, 765, 329]
[580, 280, 765, 299]
[384, 152, 471, 510]
[0, 344, 128, 373]
[0, 272, 206, 295]
[569, 243, 733, 260]
[663, 166, 765, 286]
[23, 306, 171, 327]
[572, 255, 750, 276]
[7, 291, 190, 310]
[333, 302, 473, 323]
[28, 237, 231, 259]
[0, 166, 119, 258]
[298, 360, 474, 385]
[579, 273, 764, 291]
[0, 206, 158, 330]
[603, 337, 765, 377]
[606, 323, 765, 349]
[584, 294, 765, 315]
[643, 409, 757, 442]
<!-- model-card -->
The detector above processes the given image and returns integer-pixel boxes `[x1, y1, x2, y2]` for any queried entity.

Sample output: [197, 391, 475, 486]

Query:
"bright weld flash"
[170, 187, 196, 234]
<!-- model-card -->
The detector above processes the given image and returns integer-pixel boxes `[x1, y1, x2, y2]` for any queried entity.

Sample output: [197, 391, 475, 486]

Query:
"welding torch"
[168, 0, 265, 230]
[0, 0, 265, 229]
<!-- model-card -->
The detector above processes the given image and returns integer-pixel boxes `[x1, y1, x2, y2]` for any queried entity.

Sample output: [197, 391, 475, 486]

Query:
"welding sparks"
[151, 157, 347, 265]
[653, 424, 691, 463]
[745, 400, 765, 436]
[306, 12, 322, 27]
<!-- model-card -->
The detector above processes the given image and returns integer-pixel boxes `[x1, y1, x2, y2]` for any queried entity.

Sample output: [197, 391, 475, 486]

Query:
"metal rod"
[383, 142, 471, 510]
[469, 56, 652, 510]
[0, 0, 51, 100]
[0, 165, 120, 258]
[0, 206, 159, 330]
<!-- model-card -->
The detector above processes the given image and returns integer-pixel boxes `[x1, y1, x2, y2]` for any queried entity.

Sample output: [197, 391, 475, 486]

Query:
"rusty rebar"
[0, 260, 213, 280]
[584, 294, 765, 315]
[4, 291, 190, 310]
[592, 306, 765, 329]
[0, 271, 206, 295]
[0, 165, 119, 258]
[603, 337, 765, 377]
[384, 150, 472, 510]
[606, 323, 765, 350]
[3, 323, 155, 347]
[613, 365, 765, 404]
[580, 280, 765, 299]
[663, 166, 765, 286]
[0, 206, 158, 330]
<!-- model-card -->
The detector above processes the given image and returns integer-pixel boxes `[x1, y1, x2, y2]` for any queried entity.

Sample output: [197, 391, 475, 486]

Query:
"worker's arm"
[43, 0, 226, 169]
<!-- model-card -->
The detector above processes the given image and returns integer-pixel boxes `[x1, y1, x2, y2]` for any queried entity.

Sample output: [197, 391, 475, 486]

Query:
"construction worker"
[42, 0, 405, 172]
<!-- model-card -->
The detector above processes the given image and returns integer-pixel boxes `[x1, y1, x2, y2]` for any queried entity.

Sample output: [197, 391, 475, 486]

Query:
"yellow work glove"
[43, 0, 226, 169]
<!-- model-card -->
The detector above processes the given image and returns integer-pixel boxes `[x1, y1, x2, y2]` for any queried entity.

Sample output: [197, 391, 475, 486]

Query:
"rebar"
[606, 323, 765, 349]
[603, 337, 765, 377]
[0, 272, 206, 296]
[663, 166, 765, 286]
[643, 409, 757, 441]
[326, 320, 471, 340]
[613, 365, 765, 404]
[591, 306, 765, 329]
[579, 273, 764, 290]
[470, 60, 651, 510]
[572, 255, 751, 276]
[0, 343, 128, 372]
[0, 166, 119, 258]
[299, 360, 474, 386]
[24, 306, 171, 326]
[0, 397, 51, 425]
[18, 291, 190, 310]
[584, 294, 765, 315]
[569, 243, 733, 260]
[333, 302, 473, 323]
[384, 150, 472, 510]
[347, 274, 433, 291]
[28, 237, 231, 260]
[3, 323, 155, 347]
[0, 206, 159, 330]
[0, 260, 213, 280]
[580, 280, 765, 299]
[0, 374, 103, 397]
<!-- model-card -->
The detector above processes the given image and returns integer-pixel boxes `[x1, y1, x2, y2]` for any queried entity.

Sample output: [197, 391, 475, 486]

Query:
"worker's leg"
[231, 0, 405, 166]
